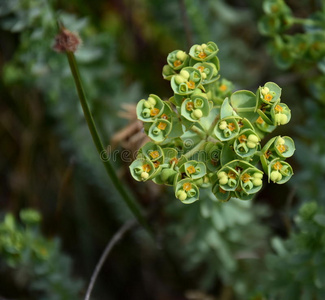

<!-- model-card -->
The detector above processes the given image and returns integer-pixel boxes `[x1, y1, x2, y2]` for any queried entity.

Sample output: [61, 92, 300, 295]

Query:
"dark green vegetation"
[1, 0, 325, 299]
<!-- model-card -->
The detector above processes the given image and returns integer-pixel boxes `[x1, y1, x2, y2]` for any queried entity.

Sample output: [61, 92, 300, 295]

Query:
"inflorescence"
[130, 41, 295, 204]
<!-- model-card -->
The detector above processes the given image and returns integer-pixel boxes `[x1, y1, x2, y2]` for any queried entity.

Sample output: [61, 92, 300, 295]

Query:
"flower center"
[198, 51, 207, 59]
[275, 105, 283, 113]
[153, 161, 160, 168]
[228, 171, 237, 179]
[219, 84, 227, 92]
[142, 164, 151, 172]
[150, 108, 160, 116]
[241, 173, 251, 183]
[170, 157, 179, 165]
[183, 182, 192, 191]
[174, 60, 182, 67]
[149, 151, 160, 159]
[257, 116, 264, 124]
[228, 122, 236, 131]
[161, 114, 168, 119]
[238, 134, 247, 143]
[186, 101, 194, 111]
[186, 166, 196, 174]
[264, 93, 273, 102]
[277, 144, 286, 153]
[265, 150, 272, 159]
[273, 161, 283, 170]
[157, 122, 167, 130]
[187, 80, 195, 89]
[197, 66, 205, 72]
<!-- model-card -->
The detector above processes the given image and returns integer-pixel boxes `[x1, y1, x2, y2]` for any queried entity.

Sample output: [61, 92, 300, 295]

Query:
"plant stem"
[291, 17, 321, 27]
[207, 114, 220, 135]
[189, 125, 206, 138]
[66, 51, 152, 235]
[184, 140, 206, 159]
[85, 220, 137, 300]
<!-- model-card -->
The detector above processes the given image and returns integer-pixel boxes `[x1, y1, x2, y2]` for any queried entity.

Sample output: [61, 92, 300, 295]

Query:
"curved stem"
[84, 220, 137, 300]
[66, 51, 152, 235]
[207, 114, 220, 135]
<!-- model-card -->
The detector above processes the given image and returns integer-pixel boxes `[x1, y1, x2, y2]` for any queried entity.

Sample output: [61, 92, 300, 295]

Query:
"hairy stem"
[66, 51, 152, 235]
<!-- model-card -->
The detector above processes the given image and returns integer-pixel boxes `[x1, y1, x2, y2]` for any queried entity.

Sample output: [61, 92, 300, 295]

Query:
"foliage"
[0, 209, 82, 299]
[260, 201, 325, 299]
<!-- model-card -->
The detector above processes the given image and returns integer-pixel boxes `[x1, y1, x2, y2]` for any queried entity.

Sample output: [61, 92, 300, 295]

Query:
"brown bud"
[53, 28, 81, 53]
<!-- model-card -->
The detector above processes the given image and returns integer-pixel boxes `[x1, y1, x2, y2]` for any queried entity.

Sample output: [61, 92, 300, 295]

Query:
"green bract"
[130, 41, 295, 204]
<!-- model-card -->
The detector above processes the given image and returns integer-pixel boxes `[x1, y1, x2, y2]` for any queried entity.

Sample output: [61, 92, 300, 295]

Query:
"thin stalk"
[291, 17, 321, 27]
[85, 220, 137, 300]
[184, 140, 206, 159]
[66, 51, 152, 235]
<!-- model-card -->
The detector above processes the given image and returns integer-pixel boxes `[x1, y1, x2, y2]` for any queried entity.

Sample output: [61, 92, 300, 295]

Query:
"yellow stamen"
[265, 150, 272, 159]
[186, 101, 194, 111]
[257, 116, 264, 124]
[273, 161, 283, 170]
[275, 105, 283, 113]
[198, 51, 207, 59]
[228, 171, 237, 179]
[149, 151, 160, 159]
[187, 80, 195, 89]
[241, 173, 251, 183]
[142, 164, 151, 172]
[153, 161, 160, 168]
[219, 84, 227, 92]
[264, 93, 273, 102]
[197, 66, 205, 73]
[238, 134, 247, 143]
[174, 60, 182, 67]
[277, 144, 286, 154]
[228, 122, 236, 131]
[183, 182, 192, 191]
[157, 122, 167, 130]
[186, 166, 196, 174]
[150, 107, 160, 116]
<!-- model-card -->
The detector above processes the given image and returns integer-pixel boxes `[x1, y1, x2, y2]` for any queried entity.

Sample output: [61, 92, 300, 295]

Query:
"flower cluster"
[130, 41, 295, 203]
[259, 0, 325, 69]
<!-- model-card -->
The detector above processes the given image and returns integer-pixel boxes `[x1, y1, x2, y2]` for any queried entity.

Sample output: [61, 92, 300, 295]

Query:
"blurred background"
[1, 0, 325, 299]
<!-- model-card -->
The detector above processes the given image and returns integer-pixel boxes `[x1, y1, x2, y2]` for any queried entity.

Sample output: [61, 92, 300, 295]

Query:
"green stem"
[207, 114, 220, 135]
[236, 107, 255, 113]
[189, 125, 206, 138]
[291, 17, 321, 27]
[184, 140, 206, 159]
[66, 51, 152, 235]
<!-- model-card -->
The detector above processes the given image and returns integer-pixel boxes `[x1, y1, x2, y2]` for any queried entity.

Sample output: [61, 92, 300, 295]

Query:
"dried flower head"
[53, 28, 81, 53]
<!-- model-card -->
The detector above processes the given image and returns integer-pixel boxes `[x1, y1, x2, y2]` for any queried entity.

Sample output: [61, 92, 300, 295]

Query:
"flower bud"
[261, 87, 269, 95]
[219, 121, 227, 130]
[180, 70, 190, 79]
[253, 172, 263, 179]
[176, 190, 187, 201]
[191, 109, 203, 119]
[270, 171, 282, 182]
[141, 172, 149, 180]
[277, 137, 285, 145]
[252, 178, 262, 186]
[148, 97, 156, 106]
[247, 141, 256, 149]
[219, 176, 228, 185]
[218, 171, 227, 179]
[176, 51, 187, 61]
[248, 134, 259, 143]
[175, 75, 186, 85]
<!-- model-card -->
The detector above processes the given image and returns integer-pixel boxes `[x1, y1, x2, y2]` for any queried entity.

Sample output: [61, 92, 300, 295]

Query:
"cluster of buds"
[130, 41, 295, 203]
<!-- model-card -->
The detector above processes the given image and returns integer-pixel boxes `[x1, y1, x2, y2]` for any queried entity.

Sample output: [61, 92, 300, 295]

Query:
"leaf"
[220, 97, 235, 119]
[314, 214, 325, 226]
